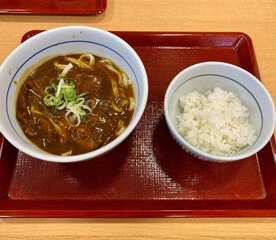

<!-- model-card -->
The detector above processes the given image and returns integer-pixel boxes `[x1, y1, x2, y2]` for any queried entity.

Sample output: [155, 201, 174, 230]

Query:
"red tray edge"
[0, 0, 107, 16]
[20, 30, 253, 41]
[2, 209, 276, 218]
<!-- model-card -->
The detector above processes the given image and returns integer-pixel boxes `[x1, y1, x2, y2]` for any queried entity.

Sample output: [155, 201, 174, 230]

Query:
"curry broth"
[16, 53, 135, 155]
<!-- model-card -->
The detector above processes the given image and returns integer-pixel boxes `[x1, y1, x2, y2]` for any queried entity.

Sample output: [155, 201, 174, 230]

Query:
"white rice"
[175, 87, 257, 156]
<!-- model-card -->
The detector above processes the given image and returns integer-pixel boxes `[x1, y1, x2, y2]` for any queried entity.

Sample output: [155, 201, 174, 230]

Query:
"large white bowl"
[164, 62, 275, 162]
[0, 26, 148, 163]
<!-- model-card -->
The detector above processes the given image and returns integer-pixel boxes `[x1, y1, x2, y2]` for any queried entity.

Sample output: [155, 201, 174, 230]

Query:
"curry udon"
[16, 53, 135, 155]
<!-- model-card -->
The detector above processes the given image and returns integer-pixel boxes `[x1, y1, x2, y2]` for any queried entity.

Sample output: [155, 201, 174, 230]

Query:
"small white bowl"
[164, 62, 275, 162]
[0, 26, 148, 163]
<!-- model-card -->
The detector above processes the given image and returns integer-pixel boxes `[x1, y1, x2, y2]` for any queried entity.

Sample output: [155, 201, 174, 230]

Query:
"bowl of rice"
[164, 62, 275, 162]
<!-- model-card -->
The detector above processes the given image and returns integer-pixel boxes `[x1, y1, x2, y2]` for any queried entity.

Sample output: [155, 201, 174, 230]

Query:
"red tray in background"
[0, 0, 106, 15]
[0, 31, 276, 217]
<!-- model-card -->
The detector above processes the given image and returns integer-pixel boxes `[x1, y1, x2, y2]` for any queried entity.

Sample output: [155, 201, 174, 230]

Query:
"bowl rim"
[164, 61, 276, 162]
[0, 26, 148, 163]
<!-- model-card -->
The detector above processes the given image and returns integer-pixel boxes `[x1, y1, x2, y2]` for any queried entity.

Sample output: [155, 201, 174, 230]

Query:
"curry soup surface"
[16, 53, 135, 156]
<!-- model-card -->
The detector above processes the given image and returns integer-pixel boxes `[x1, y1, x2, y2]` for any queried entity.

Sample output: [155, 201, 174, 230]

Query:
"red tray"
[0, 31, 276, 218]
[0, 0, 106, 15]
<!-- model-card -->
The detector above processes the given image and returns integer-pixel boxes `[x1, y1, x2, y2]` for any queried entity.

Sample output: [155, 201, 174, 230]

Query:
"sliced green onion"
[43, 78, 91, 126]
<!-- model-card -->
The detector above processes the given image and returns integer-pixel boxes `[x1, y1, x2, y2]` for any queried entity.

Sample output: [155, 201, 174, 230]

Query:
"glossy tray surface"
[0, 0, 106, 15]
[0, 31, 275, 217]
